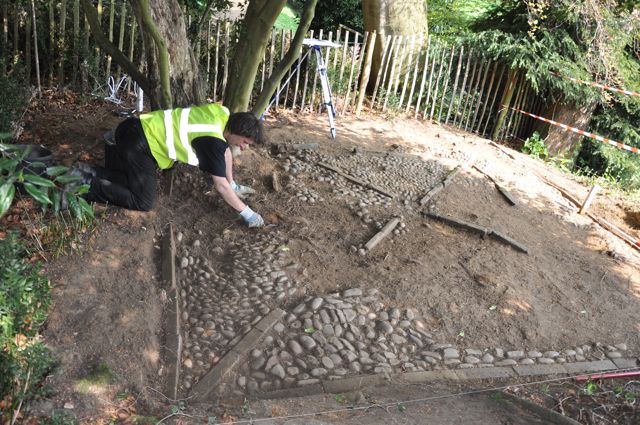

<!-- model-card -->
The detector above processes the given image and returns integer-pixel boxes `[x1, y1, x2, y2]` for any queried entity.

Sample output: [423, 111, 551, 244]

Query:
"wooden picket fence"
[1, 1, 540, 143]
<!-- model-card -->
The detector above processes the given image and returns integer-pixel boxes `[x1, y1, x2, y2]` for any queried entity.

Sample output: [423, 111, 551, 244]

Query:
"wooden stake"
[464, 58, 485, 131]
[437, 46, 456, 123]
[398, 34, 416, 110]
[427, 45, 448, 120]
[350, 30, 369, 111]
[317, 162, 395, 198]
[419, 165, 462, 205]
[445, 45, 464, 124]
[453, 49, 473, 126]
[475, 62, 498, 134]
[30, 0, 40, 96]
[355, 30, 376, 116]
[482, 65, 507, 136]
[370, 34, 392, 108]
[342, 32, 360, 114]
[405, 34, 424, 114]
[213, 20, 220, 100]
[383, 35, 403, 111]
[414, 36, 431, 118]
[300, 29, 313, 113]
[470, 58, 491, 132]
[365, 217, 401, 251]
[579, 184, 600, 214]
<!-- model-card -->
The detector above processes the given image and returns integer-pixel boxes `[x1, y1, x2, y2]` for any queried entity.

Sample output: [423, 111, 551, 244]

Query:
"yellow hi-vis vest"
[140, 103, 230, 169]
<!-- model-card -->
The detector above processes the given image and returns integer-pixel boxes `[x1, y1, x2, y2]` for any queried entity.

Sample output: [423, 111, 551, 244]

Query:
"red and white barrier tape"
[511, 107, 640, 155]
[552, 72, 640, 97]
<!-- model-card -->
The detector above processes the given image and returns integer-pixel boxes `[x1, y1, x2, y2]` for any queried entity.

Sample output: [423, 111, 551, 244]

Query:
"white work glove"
[231, 180, 256, 198]
[239, 206, 264, 228]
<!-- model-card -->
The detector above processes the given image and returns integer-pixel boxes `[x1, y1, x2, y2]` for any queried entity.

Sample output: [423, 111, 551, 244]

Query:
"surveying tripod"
[262, 38, 341, 139]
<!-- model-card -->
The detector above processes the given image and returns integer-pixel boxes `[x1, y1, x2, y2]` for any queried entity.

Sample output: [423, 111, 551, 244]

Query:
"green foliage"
[308, 0, 363, 33]
[583, 381, 599, 395]
[0, 144, 94, 220]
[274, 4, 300, 31]
[429, 0, 498, 37]
[0, 232, 56, 421]
[522, 131, 549, 160]
[0, 61, 30, 138]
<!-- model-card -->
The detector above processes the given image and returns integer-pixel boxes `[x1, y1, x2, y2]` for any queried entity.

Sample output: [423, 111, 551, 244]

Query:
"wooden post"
[503, 74, 525, 139]
[458, 56, 478, 127]
[332, 28, 341, 71]
[213, 20, 220, 100]
[25, 3, 31, 83]
[339, 30, 349, 88]
[468, 59, 491, 132]
[355, 30, 376, 116]
[475, 62, 498, 134]
[491, 68, 519, 141]
[115, 1, 126, 81]
[414, 36, 431, 118]
[205, 18, 211, 82]
[292, 38, 304, 111]
[392, 35, 408, 94]
[405, 35, 423, 113]
[275, 28, 286, 110]
[1, 2, 7, 75]
[71, 0, 79, 86]
[437, 46, 456, 123]
[453, 49, 473, 126]
[463, 58, 483, 131]
[310, 29, 323, 113]
[56, 0, 67, 85]
[222, 21, 230, 99]
[282, 30, 294, 108]
[445, 45, 464, 124]
[370, 34, 392, 108]
[398, 35, 416, 110]
[104, 0, 113, 80]
[383, 35, 403, 111]
[377, 35, 398, 109]
[422, 42, 441, 119]
[482, 65, 506, 136]
[349, 31, 368, 110]
[126, 15, 136, 93]
[300, 29, 313, 114]
[342, 32, 360, 114]
[427, 45, 447, 120]
[30, 0, 40, 96]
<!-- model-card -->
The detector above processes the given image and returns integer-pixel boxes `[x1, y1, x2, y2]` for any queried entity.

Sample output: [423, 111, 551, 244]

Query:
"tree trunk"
[224, 0, 286, 113]
[252, 0, 318, 117]
[83, 0, 205, 108]
[362, 0, 428, 91]
[534, 101, 597, 156]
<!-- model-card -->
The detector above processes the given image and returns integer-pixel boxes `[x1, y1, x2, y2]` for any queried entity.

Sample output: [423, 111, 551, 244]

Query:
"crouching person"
[78, 103, 265, 228]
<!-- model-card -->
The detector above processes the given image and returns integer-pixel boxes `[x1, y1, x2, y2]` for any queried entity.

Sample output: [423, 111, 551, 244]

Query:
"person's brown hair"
[226, 112, 265, 144]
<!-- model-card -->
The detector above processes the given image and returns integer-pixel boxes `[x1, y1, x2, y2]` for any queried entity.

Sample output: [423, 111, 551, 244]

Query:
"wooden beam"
[317, 162, 394, 198]
[365, 217, 401, 251]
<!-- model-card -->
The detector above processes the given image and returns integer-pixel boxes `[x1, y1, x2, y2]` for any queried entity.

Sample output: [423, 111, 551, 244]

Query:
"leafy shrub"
[0, 232, 56, 420]
[0, 61, 30, 140]
[522, 131, 549, 160]
[0, 144, 94, 220]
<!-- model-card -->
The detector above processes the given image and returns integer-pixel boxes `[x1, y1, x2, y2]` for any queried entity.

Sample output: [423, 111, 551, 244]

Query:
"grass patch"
[75, 362, 114, 394]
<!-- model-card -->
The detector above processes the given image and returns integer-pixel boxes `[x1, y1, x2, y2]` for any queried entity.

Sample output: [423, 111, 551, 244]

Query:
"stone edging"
[255, 357, 638, 400]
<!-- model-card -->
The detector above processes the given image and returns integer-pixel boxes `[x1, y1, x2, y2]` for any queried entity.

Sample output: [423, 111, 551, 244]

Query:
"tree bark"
[362, 0, 428, 91]
[534, 101, 596, 156]
[252, 0, 318, 117]
[223, 0, 286, 113]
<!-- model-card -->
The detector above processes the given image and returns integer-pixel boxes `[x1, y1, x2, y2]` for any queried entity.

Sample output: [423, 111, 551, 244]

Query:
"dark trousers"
[87, 118, 158, 211]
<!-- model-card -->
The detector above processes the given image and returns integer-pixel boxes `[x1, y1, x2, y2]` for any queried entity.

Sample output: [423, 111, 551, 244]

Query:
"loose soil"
[8, 91, 640, 422]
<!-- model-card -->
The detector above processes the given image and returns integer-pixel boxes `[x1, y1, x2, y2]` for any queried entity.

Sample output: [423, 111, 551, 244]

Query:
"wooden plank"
[355, 30, 376, 116]
[437, 46, 457, 123]
[405, 35, 424, 113]
[317, 162, 395, 198]
[419, 165, 462, 205]
[414, 36, 431, 118]
[472, 165, 518, 206]
[365, 217, 401, 251]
